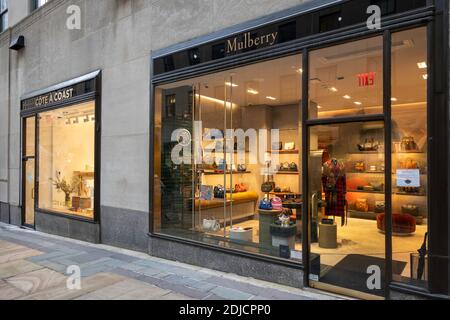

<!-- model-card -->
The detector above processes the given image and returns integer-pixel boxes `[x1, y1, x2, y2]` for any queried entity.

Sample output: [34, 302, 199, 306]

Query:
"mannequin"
[322, 157, 347, 226]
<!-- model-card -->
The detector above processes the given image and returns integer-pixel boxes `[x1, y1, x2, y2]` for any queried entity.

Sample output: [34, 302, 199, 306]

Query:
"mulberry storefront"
[149, 0, 449, 299]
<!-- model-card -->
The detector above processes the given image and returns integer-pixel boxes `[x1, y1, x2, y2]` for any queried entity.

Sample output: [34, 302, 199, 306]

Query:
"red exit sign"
[357, 72, 376, 87]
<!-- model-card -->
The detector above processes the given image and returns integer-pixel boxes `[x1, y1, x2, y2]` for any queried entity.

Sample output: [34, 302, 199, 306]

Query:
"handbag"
[272, 142, 283, 150]
[235, 183, 247, 193]
[203, 218, 220, 232]
[375, 201, 385, 213]
[401, 136, 419, 152]
[259, 198, 273, 210]
[354, 161, 365, 172]
[279, 162, 290, 171]
[214, 185, 225, 198]
[261, 181, 274, 193]
[370, 182, 384, 192]
[402, 204, 419, 216]
[271, 197, 283, 211]
[284, 142, 295, 150]
[237, 164, 247, 172]
[288, 162, 298, 172]
[355, 199, 369, 212]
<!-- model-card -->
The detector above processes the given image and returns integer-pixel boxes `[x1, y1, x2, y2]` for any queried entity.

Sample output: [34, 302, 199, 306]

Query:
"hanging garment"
[322, 159, 348, 226]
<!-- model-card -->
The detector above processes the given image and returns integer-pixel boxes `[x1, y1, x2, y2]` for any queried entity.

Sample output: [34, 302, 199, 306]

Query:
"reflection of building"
[0, 0, 449, 300]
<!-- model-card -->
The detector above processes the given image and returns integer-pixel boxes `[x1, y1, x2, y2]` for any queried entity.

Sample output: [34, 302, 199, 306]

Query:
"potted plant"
[51, 172, 80, 207]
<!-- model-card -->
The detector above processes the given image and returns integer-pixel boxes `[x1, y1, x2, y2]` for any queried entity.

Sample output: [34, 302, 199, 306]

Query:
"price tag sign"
[396, 169, 420, 187]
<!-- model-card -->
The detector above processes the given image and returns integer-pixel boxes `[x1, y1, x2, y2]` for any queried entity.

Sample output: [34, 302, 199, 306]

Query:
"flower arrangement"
[51, 172, 80, 205]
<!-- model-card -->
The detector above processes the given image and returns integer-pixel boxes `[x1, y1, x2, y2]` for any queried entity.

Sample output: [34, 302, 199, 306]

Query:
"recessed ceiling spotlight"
[266, 96, 277, 101]
[391, 97, 398, 102]
[422, 74, 428, 80]
[247, 89, 259, 95]
[343, 95, 351, 99]
[317, 105, 323, 109]
[330, 87, 338, 92]
[225, 82, 238, 87]
[297, 68, 303, 74]
[354, 101, 362, 106]
[417, 62, 427, 69]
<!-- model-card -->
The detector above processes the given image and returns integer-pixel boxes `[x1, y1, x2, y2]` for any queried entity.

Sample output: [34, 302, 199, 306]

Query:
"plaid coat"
[322, 160, 347, 226]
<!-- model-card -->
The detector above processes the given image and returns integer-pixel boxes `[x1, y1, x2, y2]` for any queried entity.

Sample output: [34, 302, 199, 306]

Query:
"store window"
[391, 27, 429, 287]
[31, 0, 48, 11]
[154, 54, 304, 260]
[309, 36, 384, 119]
[38, 101, 96, 219]
[0, 0, 7, 33]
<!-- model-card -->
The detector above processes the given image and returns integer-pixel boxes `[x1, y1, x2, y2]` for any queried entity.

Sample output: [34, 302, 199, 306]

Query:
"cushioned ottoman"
[377, 213, 416, 235]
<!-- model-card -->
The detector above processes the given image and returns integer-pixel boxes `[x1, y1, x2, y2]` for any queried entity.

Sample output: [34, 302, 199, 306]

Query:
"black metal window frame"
[20, 71, 102, 225]
[150, 1, 449, 298]
[0, 0, 7, 34]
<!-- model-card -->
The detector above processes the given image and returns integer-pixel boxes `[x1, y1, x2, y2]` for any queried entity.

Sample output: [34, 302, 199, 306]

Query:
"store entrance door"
[307, 121, 386, 298]
[22, 117, 36, 228]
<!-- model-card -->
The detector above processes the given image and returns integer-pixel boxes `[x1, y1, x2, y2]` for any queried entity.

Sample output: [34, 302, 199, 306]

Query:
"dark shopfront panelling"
[153, 0, 427, 75]
[149, 0, 449, 299]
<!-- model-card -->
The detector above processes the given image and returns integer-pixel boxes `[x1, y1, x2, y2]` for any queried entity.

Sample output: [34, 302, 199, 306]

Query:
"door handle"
[31, 188, 35, 200]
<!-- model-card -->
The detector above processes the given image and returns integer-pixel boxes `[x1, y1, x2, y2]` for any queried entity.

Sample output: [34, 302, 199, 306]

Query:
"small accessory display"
[401, 136, 419, 152]
[271, 197, 283, 211]
[281, 186, 292, 193]
[203, 218, 220, 232]
[272, 142, 283, 150]
[261, 161, 275, 193]
[259, 198, 273, 210]
[355, 199, 369, 212]
[375, 201, 386, 213]
[354, 161, 365, 172]
[284, 142, 295, 150]
[278, 213, 291, 227]
[274, 187, 282, 193]
[214, 185, 225, 199]
[402, 204, 419, 216]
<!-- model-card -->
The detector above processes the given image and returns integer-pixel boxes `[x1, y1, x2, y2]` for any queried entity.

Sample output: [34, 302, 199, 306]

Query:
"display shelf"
[203, 171, 252, 175]
[394, 151, 425, 154]
[348, 189, 384, 194]
[347, 171, 385, 174]
[269, 192, 302, 196]
[270, 150, 299, 154]
[347, 151, 381, 155]
[275, 171, 300, 175]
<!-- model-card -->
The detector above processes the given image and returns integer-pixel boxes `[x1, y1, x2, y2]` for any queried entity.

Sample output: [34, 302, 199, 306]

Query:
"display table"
[270, 223, 297, 249]
[282, 201, 302, 235]
[319, 223, 338, 249]
[258, 209, 282, 248]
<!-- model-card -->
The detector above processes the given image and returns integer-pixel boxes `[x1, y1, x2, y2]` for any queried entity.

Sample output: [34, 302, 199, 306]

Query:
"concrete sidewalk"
[0, 222, 344, 300]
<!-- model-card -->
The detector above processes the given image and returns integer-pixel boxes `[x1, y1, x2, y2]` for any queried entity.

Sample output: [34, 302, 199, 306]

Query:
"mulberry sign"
[226, 32, 278, 54]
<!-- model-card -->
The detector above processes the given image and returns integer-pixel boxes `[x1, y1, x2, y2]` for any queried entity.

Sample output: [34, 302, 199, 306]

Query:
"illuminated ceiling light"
[317, 105, 323, 109]
[417, 62, 427, 69]
[391, 97, 398, 102]
[343, 95, 351, 99]
[422, 74, 428, 80]
[225, 82, 238, 87]
[195, 94, 237, 108]
[330, 87, 338, 92]
[297, 68, 303, 74]
[247, 89, 259, 95]
[354, 101, 362, 106]
[266, 96, 277, 101]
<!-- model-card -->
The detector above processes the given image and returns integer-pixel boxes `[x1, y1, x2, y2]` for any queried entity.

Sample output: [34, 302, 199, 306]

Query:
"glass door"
[308, 121, 386, 297]
[22, 116, 36, 227]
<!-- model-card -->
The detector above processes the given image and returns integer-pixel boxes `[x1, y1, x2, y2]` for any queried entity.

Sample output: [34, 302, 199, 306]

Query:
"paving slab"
[0, 260, 44, 279]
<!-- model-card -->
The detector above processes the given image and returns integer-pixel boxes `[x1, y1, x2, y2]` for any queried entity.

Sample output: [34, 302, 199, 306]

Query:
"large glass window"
[0, 0, 7, 33]
[154, 54, 304, 260]
[391, 27, 428, 288]
[38, 101, 96, 219]
[309, 36, 383, 119]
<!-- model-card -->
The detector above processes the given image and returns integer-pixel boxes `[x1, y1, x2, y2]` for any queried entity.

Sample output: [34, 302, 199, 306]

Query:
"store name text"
[227, 32, 278, 54]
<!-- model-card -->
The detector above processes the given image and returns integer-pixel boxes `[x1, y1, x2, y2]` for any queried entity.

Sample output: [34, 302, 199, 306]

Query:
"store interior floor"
[230, 216, 426, 279]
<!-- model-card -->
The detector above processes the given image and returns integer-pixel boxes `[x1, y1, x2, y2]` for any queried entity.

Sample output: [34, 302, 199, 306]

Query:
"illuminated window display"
[38, 101, 96, 219]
